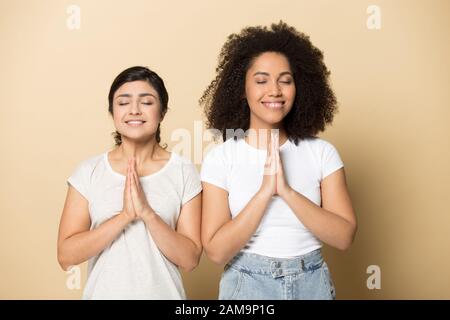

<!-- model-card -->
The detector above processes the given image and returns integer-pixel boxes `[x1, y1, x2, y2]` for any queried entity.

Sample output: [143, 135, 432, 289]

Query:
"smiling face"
[112, 80, 162, 144]
[245, 52, 296, 129]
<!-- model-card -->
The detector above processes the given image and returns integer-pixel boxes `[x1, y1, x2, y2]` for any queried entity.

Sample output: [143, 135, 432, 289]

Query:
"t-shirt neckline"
[239, 136, 292, 152]
[104, 151, 174, 180]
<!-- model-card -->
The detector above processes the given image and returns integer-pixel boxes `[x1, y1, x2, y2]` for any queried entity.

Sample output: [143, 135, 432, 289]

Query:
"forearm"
[282, 189, 356, 250]
[205, 192, 272, 265]
[58, 213, 130, 270]
[142, 212, 201, 272]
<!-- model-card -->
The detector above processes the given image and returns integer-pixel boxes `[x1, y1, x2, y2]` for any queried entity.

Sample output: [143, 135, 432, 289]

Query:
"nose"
[129, 100, 142, 115]
[268, 81, 282, 97]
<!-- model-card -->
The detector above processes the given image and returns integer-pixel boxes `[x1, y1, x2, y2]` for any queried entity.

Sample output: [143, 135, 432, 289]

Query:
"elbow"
[337, 223, 358, 251]
[336, 240, 352, 251]
[180, 245, 203, 272]
[203, 246, 228, 265]
[57, 241, 70, 271]
[180, 262, 197, 273]
[57, 253, 70, 272]
[201, 236, 229, 265]
[58, 255, 80, 272]
[180, 257, 200, 273]
[57, 246, 75, 272]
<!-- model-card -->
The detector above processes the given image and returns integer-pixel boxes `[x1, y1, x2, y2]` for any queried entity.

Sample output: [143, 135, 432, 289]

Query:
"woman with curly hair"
[57, 66, 202, 299]
[200, 22, 357, 300]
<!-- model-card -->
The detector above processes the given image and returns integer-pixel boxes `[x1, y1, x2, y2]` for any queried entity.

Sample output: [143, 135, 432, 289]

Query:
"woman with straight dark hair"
[200, 22, 357, 300]
[57, 66, 202, 299]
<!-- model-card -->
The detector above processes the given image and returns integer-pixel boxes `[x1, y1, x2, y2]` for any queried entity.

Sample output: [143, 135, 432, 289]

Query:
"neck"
[117, 137, 160, 167]
[246, 118, 288, 149]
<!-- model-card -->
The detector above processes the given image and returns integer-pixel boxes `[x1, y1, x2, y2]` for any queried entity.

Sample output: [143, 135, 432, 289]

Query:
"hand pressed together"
[258, 131, 292, 199]
[121, 158, 155, 223]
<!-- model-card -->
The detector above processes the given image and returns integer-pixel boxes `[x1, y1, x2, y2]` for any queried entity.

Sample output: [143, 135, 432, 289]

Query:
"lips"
[262, 101, 285, 109]
[125, 120, 146, 126]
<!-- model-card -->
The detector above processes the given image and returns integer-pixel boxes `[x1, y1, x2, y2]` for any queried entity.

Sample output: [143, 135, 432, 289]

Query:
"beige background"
[1, 0, 449, 299]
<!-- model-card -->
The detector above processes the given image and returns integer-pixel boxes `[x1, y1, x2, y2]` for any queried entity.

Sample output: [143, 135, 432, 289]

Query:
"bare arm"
[201, 182, 272, 265]
[281, 168, 357, 250]
[57, 186, 132, 271]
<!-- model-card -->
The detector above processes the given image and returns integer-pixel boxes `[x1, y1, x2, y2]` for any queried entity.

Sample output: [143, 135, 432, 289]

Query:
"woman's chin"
[120, 133, 155, 143]
[260, 116, 285, 127]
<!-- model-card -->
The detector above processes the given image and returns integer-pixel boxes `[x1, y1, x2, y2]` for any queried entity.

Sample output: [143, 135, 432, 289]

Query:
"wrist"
[280, 186, 297, 202]
[119, 211, 134, 226]
[141, 207, 157, 223]
[255, 189, 273, 202]
[279, 185, 294, 199]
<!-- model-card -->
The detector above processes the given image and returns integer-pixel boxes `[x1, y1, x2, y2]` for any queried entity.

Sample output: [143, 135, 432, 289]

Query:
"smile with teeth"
[125, 120, 146, 127]
[262, 101, 284, 109]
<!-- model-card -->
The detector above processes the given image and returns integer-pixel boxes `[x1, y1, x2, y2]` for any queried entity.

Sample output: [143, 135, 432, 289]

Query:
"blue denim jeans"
[218, 249, 336, 300]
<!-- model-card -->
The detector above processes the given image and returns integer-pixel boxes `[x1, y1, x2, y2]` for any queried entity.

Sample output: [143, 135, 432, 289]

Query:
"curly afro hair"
[200, 21, 337, 145]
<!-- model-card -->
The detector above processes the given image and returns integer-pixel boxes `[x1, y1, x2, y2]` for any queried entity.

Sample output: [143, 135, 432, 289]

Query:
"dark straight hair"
[108, 66, 169, 146]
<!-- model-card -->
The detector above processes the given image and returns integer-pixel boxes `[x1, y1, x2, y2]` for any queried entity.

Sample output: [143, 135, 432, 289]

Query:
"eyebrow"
[115, 93, 156, 99]
[253, 71, 293, 77]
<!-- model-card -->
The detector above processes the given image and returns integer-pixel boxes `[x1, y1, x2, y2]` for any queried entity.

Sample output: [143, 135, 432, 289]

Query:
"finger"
[129, 159, 134, 184]
[275, 148, 281, 174]
[273, 133, 279, 173]
[130, 163, 136, 191]
[128, 160, 136, 195]
[132, 159, 142, 193]
[273, 131, 279, 152]
[130, 171, 141, 211]
[267, 130, 272, 158]
[129, 158, 135, 184]
[125, 162, 134, 214]
[125, 161, 128, 190]
[125, 160, 130, 194]
[265, 155, 276, 175]
[130, 162, 142, 201]
[268, 132, 275, 173]
[124, 162, 129, 203]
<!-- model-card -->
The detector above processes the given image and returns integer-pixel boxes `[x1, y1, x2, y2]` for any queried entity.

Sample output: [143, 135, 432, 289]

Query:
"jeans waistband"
[226, 249, 324, 278]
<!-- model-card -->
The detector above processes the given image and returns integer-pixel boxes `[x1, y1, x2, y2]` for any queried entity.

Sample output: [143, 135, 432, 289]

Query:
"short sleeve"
[200, 147, 228, 191]
[321, 141, 344, 180]
[181, 161, 202, 206]
[67, 160, 92, 201]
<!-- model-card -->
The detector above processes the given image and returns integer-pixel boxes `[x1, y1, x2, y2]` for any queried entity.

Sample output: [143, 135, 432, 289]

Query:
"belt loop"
[301, 259, 305, 271]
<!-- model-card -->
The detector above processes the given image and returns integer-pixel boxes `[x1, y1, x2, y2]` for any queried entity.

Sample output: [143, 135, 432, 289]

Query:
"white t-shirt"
[200, 137, 344, 258]
[67, 151, 202, 299]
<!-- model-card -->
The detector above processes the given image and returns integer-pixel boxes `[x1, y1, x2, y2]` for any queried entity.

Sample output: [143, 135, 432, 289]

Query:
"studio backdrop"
[0, 0, 449, 299]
